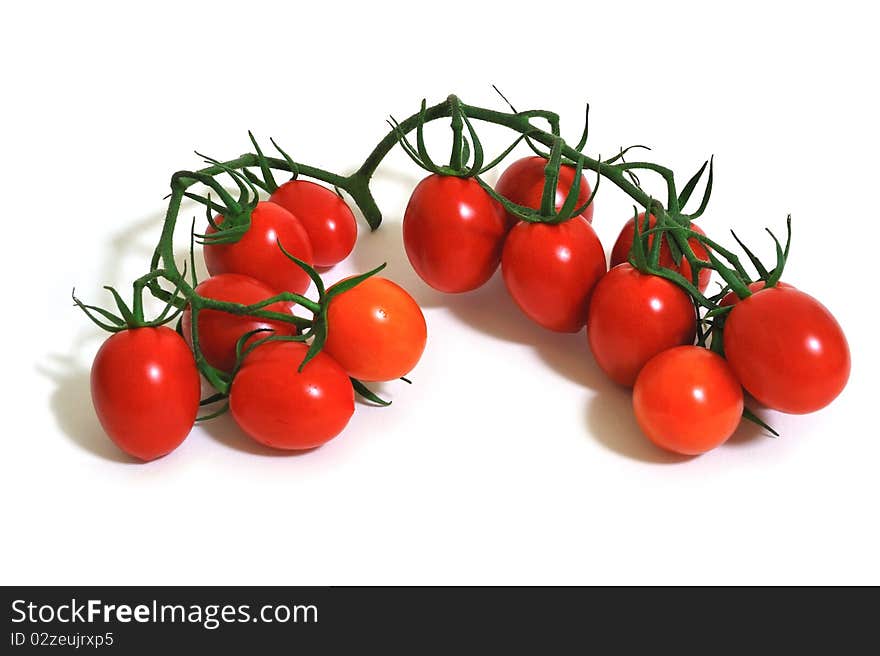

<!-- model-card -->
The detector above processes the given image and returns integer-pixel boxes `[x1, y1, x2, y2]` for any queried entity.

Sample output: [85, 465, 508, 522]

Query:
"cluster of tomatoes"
[84, 100, 851, 463]
[401, 156, 850, 456]
[90, 178, 426, 461]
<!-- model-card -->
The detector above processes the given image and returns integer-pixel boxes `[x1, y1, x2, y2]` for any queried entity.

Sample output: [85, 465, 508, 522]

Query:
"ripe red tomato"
[587, 264, 696, 386]
[501, 216, 606, 332]
[719, 280, 793, 307]
[181, 273, 297, 372]
[495, 156, 593, 227]
[204, 201, 314, 295]
[230, 341, 354, 450]
[403, 174, 508, 293]
[609, 213, 711, 292]
[91, 327, 200, 461]
[323, 277, 427, 382]
[269, 179, 357, 268]
[723, 287, 850, 414]
[633, 346, 744, 455]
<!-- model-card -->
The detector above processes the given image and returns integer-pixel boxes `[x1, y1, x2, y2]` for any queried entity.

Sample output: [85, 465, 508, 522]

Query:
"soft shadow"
[197, 411, 317, 457]
[346, 217, 447, 309]
[440, 273, 550, 345]
[39, 354, 138, 464]
[585, 390, 693, 464]
[532, 330, 608, 390]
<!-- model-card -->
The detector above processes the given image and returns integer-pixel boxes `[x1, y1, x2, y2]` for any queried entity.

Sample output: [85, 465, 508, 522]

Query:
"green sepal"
[682, 155, 714, 220]
[742, 407, 779, 437]
[247, 131, 279, 193]
[730, 230, 769, 280]
[195, 402, 230, 422]
[677, 159, 709, 209]
[765, 215, 792, 287]
[351, 378, 392, 406]
[705, 248, 751, 300]
[326, 263, 388, 299]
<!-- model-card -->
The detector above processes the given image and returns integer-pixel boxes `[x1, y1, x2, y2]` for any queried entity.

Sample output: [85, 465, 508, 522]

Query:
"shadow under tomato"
[39, 354, 139, 464]
[437, 272, 553, 345]
[585, 390, 694, 464]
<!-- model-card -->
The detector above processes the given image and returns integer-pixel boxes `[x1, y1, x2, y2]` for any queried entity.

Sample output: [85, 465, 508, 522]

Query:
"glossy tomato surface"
[230, 341, 354, 450]
[495, 156, 594, 227]
[91, 327, 200, 461]
[403, 174, 507, 293]
[204, 201, 314, 295]
[723, 286, 850, 414]
[609, 213, 711, 292]
[324, 277, 427, 382]
[719, 280, 793, 307]
[501, 216, 606, 332]
[181, 273, 297, 372]
[269, 179, 357, 268]
[633, 346, 744, 455]
[587, 264, 696, 386]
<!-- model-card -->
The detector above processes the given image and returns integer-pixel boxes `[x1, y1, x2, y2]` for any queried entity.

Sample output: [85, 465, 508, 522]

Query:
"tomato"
[204, 201, 314, 295]
[91, 327, 200, 461]
[181, 274, 297, 372]
[719, 280, 793, 307]
[403, 174, 507, 293]
[723, 287, 850, 414]
[269, 179, 357, 268]
[323, 276, 427, 382]
[495, 156, 594, 227]
[501, 216, 606, 332]
[230, 341, 354, 450]
[587, 264, 696, 386]
[609, 213, 711, 292]
[633, 346, 744, 455]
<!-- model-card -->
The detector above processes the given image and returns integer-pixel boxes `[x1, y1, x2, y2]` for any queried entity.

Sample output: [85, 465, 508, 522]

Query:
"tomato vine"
[77, 92, 790, 408]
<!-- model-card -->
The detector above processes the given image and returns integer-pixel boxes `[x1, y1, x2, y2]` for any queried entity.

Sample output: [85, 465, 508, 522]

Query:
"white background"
[3, 1, 877, 585]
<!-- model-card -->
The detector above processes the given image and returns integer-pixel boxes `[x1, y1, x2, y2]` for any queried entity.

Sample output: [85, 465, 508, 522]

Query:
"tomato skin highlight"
[587, 264, 696, 386]
[324, 277, 427, 382]
[269, 179, 357, 268]
[501, 215, 606, 332]
[609, 213, 712, 292]
[181, 274, 297, 372]
[90, 327, 200, 461]
[719, 280, 792, 307]
[723, 287, 850, 414]
[633, 346, 744, 455]
[495, 156, 594, 227]
[230, 341, 354, 450]
[403, 174, 508, 293]
[204, 201, 314, 295]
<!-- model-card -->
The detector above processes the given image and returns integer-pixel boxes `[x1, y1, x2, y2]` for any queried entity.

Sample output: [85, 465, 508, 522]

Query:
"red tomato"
[91, 327, 200, 461]
[269, 179, 357, 268]
[719, 280, 793, 307]
[324, 277, 427, 382]
[723, 287, 850, 414]
[230, 341, 354, 450]
[181, 274, 297, 372]
[495, 156, 594, 227]
[501, 216, 606, 332]
[587, 264, 696, 386]
[633, 346, 744, 455]
[403, 174, 508, 293]
[204, 201, 314, 295]
[609, 213, 711, 292]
